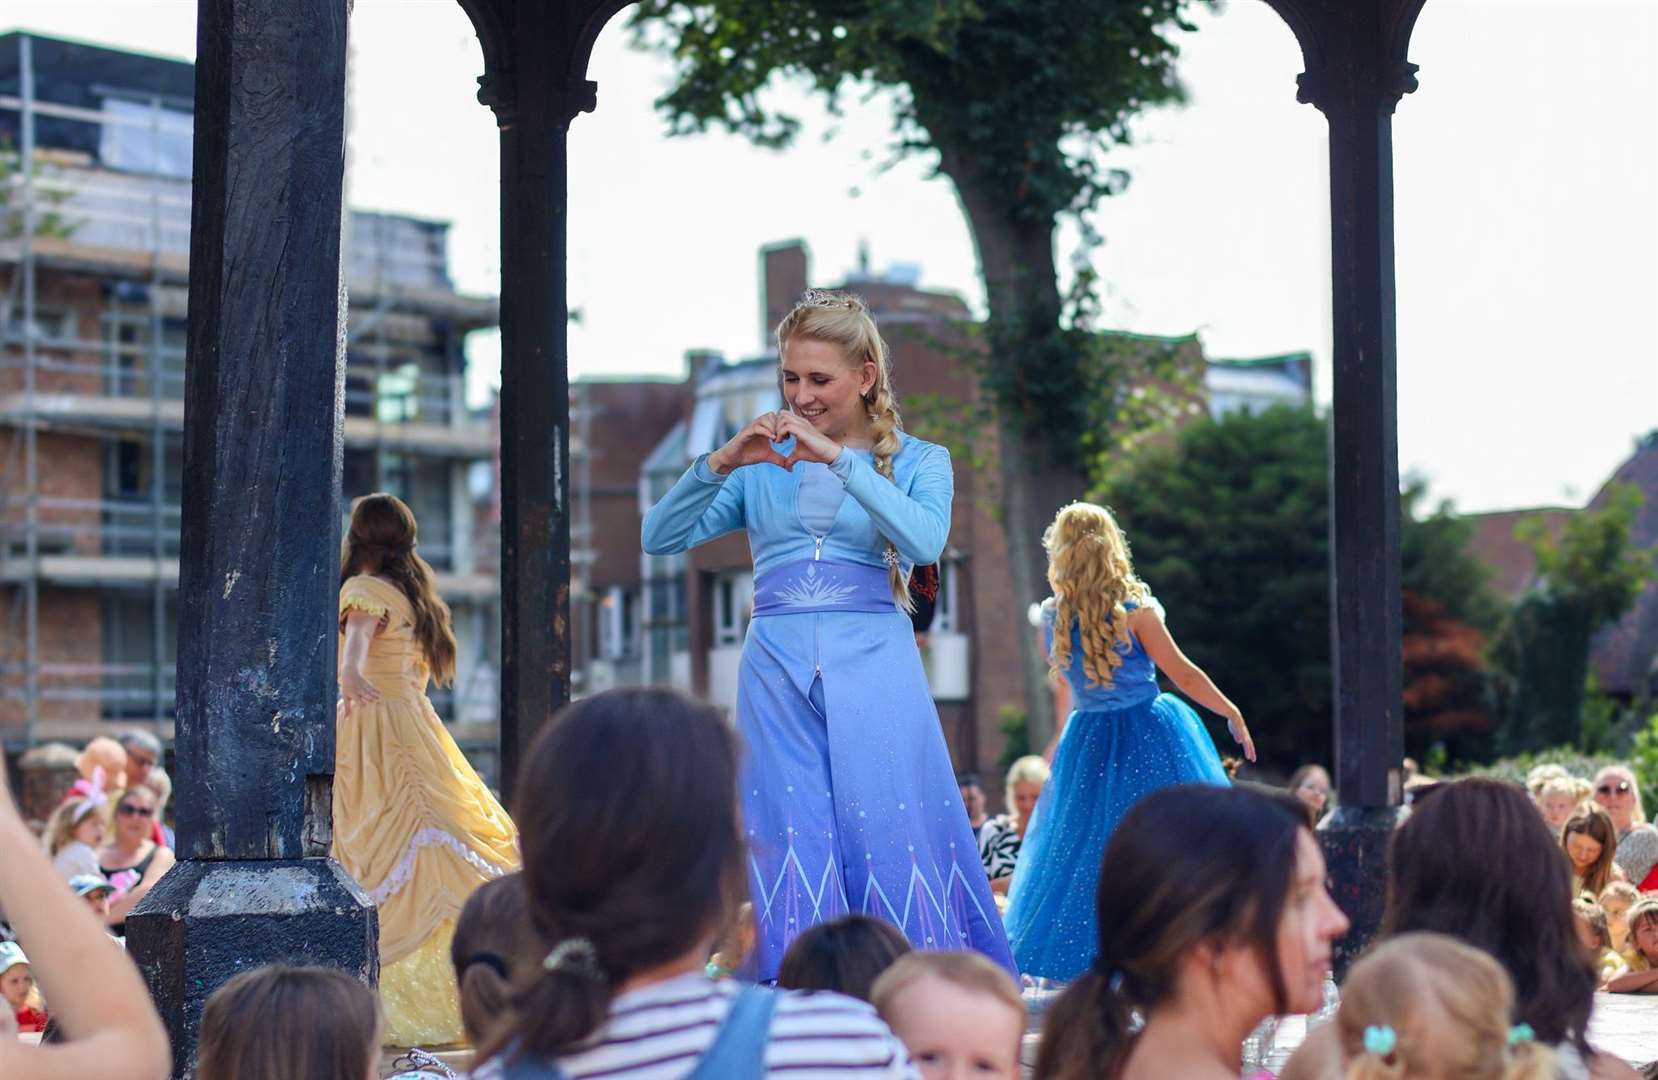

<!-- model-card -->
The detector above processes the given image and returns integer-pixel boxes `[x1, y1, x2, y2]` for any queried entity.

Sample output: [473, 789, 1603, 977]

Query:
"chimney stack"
[760, 240, 809, 349]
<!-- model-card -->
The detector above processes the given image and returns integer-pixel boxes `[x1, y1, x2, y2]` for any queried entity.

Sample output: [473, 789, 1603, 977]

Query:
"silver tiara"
[799, 289, 860, 310]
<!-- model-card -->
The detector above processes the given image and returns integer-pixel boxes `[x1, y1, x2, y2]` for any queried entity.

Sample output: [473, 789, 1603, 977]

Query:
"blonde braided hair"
[776, 291, 913, 612]
[1044, 502, 1148, 689]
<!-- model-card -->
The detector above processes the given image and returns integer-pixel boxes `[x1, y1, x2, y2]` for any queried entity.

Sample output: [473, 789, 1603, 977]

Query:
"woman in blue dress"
[1005, 501, 1255, 982]
[642, 291, 1015, 981]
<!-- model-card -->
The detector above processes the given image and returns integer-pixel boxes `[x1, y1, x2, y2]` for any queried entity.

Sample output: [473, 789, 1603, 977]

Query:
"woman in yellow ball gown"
[334, 493, 519, 1047]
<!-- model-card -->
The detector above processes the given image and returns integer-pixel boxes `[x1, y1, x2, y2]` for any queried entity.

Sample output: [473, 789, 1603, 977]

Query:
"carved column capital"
[1265, 0, 1428, 115]
[456, 0, 635, 129]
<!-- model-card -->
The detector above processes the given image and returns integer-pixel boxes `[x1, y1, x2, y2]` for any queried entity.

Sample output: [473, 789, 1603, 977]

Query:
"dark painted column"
[125, 2, 376, 1073]
[1263, 0, 1426, 976]
[456, 0, 634, 803]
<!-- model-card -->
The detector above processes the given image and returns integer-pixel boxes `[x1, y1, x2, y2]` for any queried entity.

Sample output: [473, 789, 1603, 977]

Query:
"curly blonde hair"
[776, 291, 912, 612]
[1044, 502, 1148, 689]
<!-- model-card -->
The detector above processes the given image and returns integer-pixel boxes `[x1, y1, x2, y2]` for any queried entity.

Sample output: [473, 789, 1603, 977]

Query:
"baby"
[871, 950, 1024, 1080]
[1535, 777, 1581, 836]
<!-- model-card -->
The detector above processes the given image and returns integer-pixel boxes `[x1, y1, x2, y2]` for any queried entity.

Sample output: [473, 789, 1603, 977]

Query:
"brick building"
[1, 33, 502, 769]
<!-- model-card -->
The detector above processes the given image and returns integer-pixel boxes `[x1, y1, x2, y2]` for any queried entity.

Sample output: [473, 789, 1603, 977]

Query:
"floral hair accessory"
[1362, 1025, 1398, 1057]
[1507, 1023, 1535, 1047]
[543, 937, 605, 983]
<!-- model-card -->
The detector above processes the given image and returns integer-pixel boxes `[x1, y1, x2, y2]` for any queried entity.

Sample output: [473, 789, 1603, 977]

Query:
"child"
[1572, 898, 1627, 984]
[706, 901, 756, 981]
[777, 913, 911, 1001]
[871, 951, 1024, 1080]
[1003, 502, 1252, 981]
[0, 940, 48, 1034]
[67, 873, 117, 928]
[1535, 776, 1581, 836]
[42, 768, 110, 880]
[447, 872, 540, 1049]
[1330, 932, 1556, 1079]
[1600, 880, 1640, 956]
[1603, 898, 1658, 994]
[196, 964, 382, 1079]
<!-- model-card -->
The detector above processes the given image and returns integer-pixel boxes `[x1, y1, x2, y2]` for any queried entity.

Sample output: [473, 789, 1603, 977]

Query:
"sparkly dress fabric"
[642, 436, 1015, 981]
[333, 575, 520, 1047]
[1004, 598, 1228, 981]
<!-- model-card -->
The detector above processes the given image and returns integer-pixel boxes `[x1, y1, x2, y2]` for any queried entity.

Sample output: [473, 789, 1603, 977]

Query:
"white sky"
[5, 0, 1655, 514]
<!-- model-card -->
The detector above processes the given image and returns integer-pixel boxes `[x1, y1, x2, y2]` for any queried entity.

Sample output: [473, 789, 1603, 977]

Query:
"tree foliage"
[1491, 483, 1653, 753]
[1094, 406, 1501, 774]
[629, 0, 1216, 736]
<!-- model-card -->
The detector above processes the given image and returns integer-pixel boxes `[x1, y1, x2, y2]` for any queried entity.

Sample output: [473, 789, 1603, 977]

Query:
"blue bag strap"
[687, 984, 779, 1080]
[496, 1048, 567, 1080]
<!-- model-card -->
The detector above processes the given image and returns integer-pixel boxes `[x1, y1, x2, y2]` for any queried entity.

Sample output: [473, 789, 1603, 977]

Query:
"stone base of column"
[1318, 804, 1407, 980]
[126, 858, 377, 1079]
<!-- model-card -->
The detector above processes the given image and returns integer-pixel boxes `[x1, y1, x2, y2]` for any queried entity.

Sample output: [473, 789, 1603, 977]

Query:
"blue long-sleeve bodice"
[641, 432, 953, 574]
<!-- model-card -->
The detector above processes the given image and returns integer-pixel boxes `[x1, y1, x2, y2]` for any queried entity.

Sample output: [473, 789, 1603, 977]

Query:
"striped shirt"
[471, 973, 918, 1080]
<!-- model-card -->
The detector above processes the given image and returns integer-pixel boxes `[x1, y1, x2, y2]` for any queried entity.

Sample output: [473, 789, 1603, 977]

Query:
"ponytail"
[1034, 967, 1139, 1080]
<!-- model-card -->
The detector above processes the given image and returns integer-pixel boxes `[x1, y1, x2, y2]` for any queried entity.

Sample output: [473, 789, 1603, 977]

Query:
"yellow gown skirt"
[333, 577, 519, 1048]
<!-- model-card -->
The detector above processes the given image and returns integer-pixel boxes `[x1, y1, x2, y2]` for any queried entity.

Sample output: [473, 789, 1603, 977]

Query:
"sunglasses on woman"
[1596, 781, 1631, 797]
[116, 803, 154, 818]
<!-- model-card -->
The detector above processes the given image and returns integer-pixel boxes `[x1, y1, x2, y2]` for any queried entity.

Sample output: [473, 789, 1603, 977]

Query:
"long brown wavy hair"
[340, 493, 457, 687]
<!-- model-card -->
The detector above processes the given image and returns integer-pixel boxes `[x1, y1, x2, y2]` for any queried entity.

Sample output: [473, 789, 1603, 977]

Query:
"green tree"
[1491, 484, 1653, 753]
[1094, 406, 1500, 773]
[629, 0, 1213, 738]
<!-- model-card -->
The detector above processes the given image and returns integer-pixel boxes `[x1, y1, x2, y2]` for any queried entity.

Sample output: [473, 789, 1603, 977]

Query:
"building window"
[713, 571, 753, 647]
[99, 97, 194, 180]
[934, 558, 960, 634]
[599, 586, 636, 661]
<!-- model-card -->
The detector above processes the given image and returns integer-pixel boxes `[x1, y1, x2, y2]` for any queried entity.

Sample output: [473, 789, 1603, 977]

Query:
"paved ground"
[382, 990, 1658, 1077]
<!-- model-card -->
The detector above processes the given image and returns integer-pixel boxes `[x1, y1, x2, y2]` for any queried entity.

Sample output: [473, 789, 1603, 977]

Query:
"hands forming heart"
[708, 411, 843, 475]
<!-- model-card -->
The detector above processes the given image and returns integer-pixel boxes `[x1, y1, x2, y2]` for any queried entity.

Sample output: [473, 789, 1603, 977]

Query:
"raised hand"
[773, 410, 843, 466]
[708, 414, 792, 475]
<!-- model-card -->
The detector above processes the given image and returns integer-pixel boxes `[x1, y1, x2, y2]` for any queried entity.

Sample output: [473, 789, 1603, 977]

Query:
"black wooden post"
[125, 2, 376, 1073]
[1262, 0, 1427, 976]
[455, 0, 635, 803]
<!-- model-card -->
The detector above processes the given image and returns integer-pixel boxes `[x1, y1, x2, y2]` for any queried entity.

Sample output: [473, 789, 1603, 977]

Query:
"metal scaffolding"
[0, 32, 503, 750]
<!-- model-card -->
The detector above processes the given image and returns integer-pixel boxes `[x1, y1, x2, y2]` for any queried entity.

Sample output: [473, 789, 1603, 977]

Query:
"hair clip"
[543, 937, 605, 983]
[1362, 1025, 1398, 1057]
[1507, 1023, 1535, 1047]
[882, 547, 901, 568]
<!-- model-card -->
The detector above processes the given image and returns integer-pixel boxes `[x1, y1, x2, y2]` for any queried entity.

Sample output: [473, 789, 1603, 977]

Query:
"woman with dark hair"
[1280, 778, 1640, 1080]
[1035, 785, 1348, 1080]
[473, 688, 915, 1079]
[1563, 806, 1625, 900]
[332, 493, 519, 1047]
[777, 914, 913, 1002]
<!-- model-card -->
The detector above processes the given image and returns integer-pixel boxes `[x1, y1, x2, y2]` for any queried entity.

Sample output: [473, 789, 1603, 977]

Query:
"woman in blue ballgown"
[642, 290, 1014, 981]
[1005, 502, 1255, 982]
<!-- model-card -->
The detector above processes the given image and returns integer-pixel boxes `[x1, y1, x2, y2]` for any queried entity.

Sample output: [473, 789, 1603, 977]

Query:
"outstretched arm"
[1602, 967, 1658, 994]
[0, 772, 171, 1079]
[1130, 606, 1255, 762]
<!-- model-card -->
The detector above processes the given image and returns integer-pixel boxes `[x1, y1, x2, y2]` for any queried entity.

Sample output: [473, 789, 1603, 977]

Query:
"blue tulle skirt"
[1004, 693, 1229, 981]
